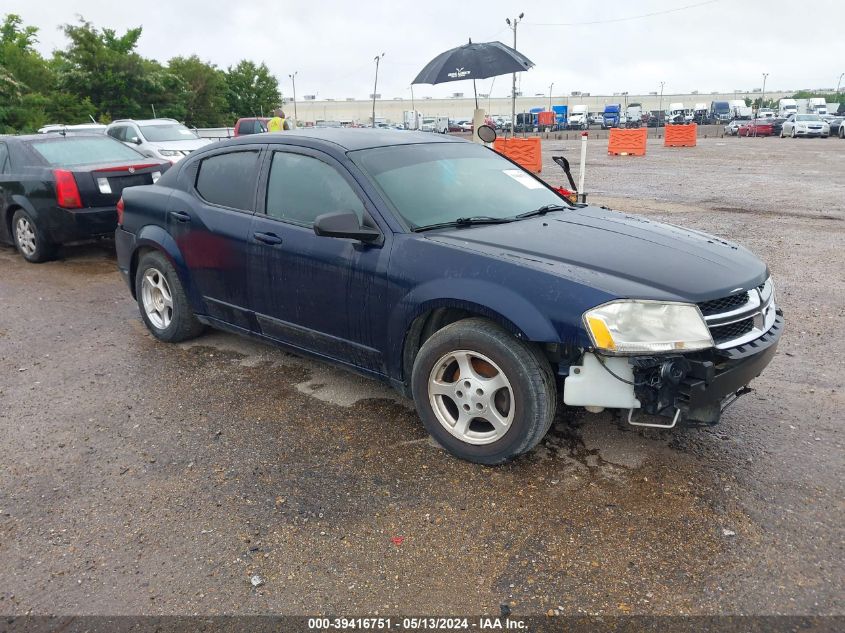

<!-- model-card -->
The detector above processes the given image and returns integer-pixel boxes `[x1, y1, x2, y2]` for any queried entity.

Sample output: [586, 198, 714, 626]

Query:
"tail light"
[116, 196, 125, 226]
[53, 169, 82, 209]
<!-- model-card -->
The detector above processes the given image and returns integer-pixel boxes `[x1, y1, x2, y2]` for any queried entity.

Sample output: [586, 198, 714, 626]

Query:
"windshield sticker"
[503, 169, 544, 189]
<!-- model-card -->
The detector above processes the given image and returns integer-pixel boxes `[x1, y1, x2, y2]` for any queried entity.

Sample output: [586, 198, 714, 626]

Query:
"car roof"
[109, 118, 181, 126]
[225, 128, 465, 151]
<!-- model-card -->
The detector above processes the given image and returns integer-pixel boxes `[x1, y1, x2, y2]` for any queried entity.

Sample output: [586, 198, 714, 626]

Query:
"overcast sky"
[5, 0, 843, 99]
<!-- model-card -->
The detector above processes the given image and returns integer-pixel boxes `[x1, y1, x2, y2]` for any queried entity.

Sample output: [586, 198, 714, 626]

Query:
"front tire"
[411, 318, 556, 465]
[792, 127, 797, 138]
[12, 209, 55, 263]
[134, 251, 204, 343]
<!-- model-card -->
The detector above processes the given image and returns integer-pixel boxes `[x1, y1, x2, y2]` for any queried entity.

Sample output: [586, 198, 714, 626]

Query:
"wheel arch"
[2, 196, 39, 244]
[128, 225, 199, 306]
[393, 291, 566, 395]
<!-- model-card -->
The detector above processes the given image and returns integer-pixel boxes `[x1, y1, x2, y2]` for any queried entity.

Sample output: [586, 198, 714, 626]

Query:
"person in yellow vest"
[267, 109, 291, 132]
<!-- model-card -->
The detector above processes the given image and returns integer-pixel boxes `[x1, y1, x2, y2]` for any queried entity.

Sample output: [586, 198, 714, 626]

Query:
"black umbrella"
[412, 39, 534, 108]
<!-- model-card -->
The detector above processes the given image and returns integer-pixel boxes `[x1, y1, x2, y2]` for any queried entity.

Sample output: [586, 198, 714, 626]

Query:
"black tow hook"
[721, 386, 754, 415]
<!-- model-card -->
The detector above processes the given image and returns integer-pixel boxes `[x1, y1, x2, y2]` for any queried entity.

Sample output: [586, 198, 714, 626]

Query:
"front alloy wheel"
[411, 318, 556, 464]
[428, 350, 514, 445]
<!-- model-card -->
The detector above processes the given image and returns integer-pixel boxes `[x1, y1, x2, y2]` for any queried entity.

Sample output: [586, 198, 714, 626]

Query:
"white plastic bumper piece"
[563, 353, 641, 410]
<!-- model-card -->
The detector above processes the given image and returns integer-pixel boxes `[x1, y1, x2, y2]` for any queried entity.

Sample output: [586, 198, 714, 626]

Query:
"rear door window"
[195, 150, 260, 211]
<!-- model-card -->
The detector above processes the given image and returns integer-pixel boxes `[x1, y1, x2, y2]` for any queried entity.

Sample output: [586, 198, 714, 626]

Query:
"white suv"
[106, 119, 211, 162]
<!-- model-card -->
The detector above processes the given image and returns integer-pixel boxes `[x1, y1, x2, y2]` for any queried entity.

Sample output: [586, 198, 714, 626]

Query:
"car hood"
[424, 206, 768, 302]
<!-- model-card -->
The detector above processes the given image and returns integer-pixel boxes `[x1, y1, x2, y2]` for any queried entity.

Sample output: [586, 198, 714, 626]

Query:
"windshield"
[139, 123, 199, 142]
[29, 136, 145, 166]
[352, 142, 567, 230]
[796, 115, 821, 122]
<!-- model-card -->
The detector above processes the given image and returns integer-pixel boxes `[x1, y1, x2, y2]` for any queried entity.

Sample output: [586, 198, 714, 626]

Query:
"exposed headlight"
[158, 149, 183, 157]
[583, 300, 714, 355]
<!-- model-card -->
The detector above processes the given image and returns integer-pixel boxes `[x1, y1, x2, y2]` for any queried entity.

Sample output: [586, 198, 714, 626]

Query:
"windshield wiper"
[413, 216, 514, 232]
[513, 204, 569, 220]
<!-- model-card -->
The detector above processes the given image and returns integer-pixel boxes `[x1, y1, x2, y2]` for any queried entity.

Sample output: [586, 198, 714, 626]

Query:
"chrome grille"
[697, 292, 749, 316]
[710, 317, 754, 345]
[699, 278, 777, 349]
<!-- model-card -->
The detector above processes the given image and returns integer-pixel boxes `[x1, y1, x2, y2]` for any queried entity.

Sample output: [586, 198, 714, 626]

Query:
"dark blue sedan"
[115, 129, 782, 464]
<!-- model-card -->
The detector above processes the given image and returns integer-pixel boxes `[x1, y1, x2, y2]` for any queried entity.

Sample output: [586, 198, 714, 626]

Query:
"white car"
[757, 109, 775, 119]
[724, 120, 743, 136]
[780, 114, 830, 138]
[106, 118, 211, 162]
[38, 123, 107, 135]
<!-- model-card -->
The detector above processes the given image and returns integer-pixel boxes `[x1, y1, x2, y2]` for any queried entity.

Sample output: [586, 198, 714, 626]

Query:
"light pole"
[505, 12, 524, 137]
[548, 82, 554, 112]
[760, 72, 768, 114]
[836, 72, 844, 95]
[288, 71, 298, 125]
[372, 53, 384, 128]
[658, 81, 665, 128]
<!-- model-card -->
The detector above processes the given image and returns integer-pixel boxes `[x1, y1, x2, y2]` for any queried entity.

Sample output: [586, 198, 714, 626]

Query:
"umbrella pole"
[473, 79, 478, 109]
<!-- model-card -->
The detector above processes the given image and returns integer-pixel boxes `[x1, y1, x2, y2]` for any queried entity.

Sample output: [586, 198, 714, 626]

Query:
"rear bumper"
[115, 227, 136, 292]
[45, 206, 117, 244]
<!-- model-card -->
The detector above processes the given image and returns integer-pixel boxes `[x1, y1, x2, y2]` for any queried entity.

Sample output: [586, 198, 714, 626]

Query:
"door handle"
[170, 211, 191, 223]
[253, 231, 283, 245]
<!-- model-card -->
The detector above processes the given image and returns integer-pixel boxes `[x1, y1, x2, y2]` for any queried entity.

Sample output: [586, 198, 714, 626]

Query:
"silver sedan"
[780, 114, 830, 138]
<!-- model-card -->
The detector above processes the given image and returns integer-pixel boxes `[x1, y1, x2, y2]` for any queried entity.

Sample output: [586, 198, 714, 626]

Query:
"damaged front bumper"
[562, 310, 784, 426]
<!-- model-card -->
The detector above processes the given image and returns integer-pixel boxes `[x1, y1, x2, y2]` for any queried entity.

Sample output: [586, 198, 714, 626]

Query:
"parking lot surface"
[0, 136, 842, 616]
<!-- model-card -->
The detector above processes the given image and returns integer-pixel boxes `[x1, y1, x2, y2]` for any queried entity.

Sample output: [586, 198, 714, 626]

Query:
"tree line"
[0, 14, 283, 133]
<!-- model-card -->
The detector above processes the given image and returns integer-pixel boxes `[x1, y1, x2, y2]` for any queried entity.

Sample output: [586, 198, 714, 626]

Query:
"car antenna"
[88, 114, 97, 123]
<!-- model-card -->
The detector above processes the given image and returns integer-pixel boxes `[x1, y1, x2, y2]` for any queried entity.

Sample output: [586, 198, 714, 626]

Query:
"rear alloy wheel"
[840, 126, 844, 139]
[12, 209, 54, 263]
[411, 318, 556, 464]
[135, 251, 204, 343]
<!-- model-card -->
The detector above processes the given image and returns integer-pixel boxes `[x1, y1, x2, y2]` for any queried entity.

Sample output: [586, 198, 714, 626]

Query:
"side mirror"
[477, 124, 497, 143]
[313, 211, 381, 243]
[132, 137, 142, 145]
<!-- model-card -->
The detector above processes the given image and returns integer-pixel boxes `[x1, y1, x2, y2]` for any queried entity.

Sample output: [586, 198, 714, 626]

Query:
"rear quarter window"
[195, 151, 259, 211]
[28, 136, 145, 166]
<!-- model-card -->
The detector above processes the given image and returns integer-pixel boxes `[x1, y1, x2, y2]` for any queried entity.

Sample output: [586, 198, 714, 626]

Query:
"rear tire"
[134, 250, 204, 343]
[411, 318, 556, 465]
[12, 209, 55, 263]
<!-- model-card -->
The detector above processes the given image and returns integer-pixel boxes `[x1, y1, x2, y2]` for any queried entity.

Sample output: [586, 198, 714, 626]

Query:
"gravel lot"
[0, 135, 842, 617]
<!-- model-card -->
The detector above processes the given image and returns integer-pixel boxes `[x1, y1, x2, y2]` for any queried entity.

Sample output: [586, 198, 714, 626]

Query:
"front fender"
[387, 278, 572, 379]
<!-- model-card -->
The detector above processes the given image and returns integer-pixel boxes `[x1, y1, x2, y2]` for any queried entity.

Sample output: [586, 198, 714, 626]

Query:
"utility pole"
[505, 12, 524, 137]
[658, 81, 665, 128]
[288, 71, 298, 125]
[372, 53, 385, 128]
